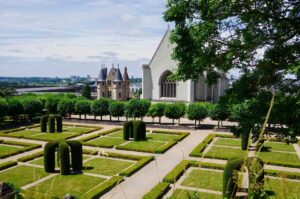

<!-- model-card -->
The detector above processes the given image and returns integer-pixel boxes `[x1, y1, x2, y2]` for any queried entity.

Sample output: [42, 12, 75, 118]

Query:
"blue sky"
[0, 0, 169, 78]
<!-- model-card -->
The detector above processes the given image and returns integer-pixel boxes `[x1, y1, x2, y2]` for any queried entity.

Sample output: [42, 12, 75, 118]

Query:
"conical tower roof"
[114, 67, 123, 82]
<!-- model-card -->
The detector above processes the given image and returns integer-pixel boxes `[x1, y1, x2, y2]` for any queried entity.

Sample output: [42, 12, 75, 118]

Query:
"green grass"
[0, 144, 24, 157]
[181, 169, 223, 191]
[263, 142, 295, 152]
[147, 133, 179, 141]
[204, 146, 247, 160]
[84, 157, 134, 176]
[259, 151, 299, 164]
[213, 138, 241, 147]
[26, 174, 106, 198]
[107, 130, 123, 138]
[265, 177, 300, 198]
[169, 189, 222, 199]
[0, 165, 48, 188]
[117, 140, 165, 153]
[29, 154, 91, 166]
[87, 137, 127, 148]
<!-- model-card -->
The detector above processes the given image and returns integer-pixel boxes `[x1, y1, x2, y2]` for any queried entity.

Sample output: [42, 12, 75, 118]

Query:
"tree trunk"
[178, 118, 180, 125]
[152, 117, 154, 123]
[126, 116, 128, 122]
[217, 120, 220, 128]
[194, 120, 197, 129]
[101, 115, 103, 121]
[110, 115, 112, 122]
[159, 117, 161, 124]
[94, 115, 96, 120]
[172, 119, 175, 125]
[84, 114, 86, 119]
[118, 116, 120, 122]
[79, 115, 81, 120]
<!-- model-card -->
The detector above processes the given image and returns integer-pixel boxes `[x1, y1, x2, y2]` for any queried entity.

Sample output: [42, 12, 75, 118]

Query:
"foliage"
[133, 120, 146, 141]
[75, 100, 91, 119]
[59, 140, 71, 175]
[45, 97, 59, 114]
[57, 98, 74, 117]
[164, 102, 186, 124]
[0, 87, 16, 97]
[125, 99, 151, 119]
[56, 114, 63, 132]
[6, 98, 23, 121]
[123, 121, 133, 140]
[91, 98, 110, 120]
[82, 83, 91, 99]
[109, 101, 125, 120]
[21, 98, 43, 119]
[223, 157, 243, 198]
[40, 115, 48, 132]
[142, 182, 170, 199]
[147, 103, 166, 123]
[187, 102, 210, 128]
[209, 103, 229, 127]
[67, 140, 82, 171]
[48, 114, 55, 133]
[0, 98, 8, 120]
[44, 141, 58, 172]
[246, 157, 265, 198]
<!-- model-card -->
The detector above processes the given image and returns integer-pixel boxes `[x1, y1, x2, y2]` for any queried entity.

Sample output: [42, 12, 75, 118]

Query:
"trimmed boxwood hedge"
[17, 151, 44, 162]
[40, 115, 48, 132]
[44, 141, 59, 172]
[189, 133, 215, 157]
[67, 140, 82, 171]
[0, 140, 41, 159]
[142, 182, 170, 199]
[48, 114, 55, 133]
[59, 140, 71, 175]
[223, 157, 243, 198]
[265, 169, 300, 180]
[123, 121, 132, 140]
[155, 140, 177, 154]
[56, 114, 63, 132]
[0, 161, 17, 171]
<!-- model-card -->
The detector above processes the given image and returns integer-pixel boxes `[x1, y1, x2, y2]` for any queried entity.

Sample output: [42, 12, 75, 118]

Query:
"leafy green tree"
[125, 99, 151, 120]
[0, 87, 16, 97]
[209, 103, 229, 128]
[0, 98, 8, 121]
[21, 98, 43, 120]
[147, 103, 166, 123]
[109, 101, 125, 121]
[45, 97, 59, 114]
[58, 98, 75, 118]
[90, 98, 110, 120]
[187, 102, 210, 128]
[164, 102, 186, 125]
[82, 84, 91, 100]
[75, 100, 91, 119]
[7, 99, 24, 121]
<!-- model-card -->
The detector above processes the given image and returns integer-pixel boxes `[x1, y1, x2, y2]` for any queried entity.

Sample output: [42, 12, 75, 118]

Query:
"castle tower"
[123, 67, 130, 99]
[113, 66, 123, 100]
[97, 65, 107, 99]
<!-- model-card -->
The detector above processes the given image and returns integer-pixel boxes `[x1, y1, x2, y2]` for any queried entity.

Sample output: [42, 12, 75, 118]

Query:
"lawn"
[181, 169, 223, 191]
[87, 137, 127, 148]
[262, 142, 295, 152]
[265, 177, 300, 198]
[84, 157, 134, 176]
[29, 154, 91, 166]
[0, 165, 49, 188]
[26, 174, 106, 198]
[170, 189, 222, 199]
[147, 133, 180, 142]
[0, 144, 24, 157]
[204, 146, 247, 160]
[117, 140, 165, 153]
[258, 151, 299, 165]
[213, 138, 241, 147]
[107, 130, 123, 138]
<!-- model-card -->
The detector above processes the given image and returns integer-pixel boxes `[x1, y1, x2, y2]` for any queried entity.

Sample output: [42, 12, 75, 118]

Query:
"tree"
[187, 102, 209, 128]
[0, 87, 16, 97]
[0, 99, 8, 121]
[90, 98, 110, 120]
[45, 97, 59, 114]
[22, 98, 43, 120]
[164, 102, 186, 125]
[57, 98, 74, 118]
[147, 103, 166, 123]
[82, 84, 91, 100]
[6, 99, 23, 121]
[75, 100, 91, 119]
[125, 99, 151, 120]
[209, 103, 229, 128]
[109, 101, 125, 121]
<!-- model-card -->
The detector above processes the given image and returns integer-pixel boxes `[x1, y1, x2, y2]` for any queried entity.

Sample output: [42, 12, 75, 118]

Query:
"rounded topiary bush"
[223, 157, 244, 198]
[44, 141, 59, 172]
[59, 141, 70, 175]
[67, 140, 82, 171]
[48, 114, 56, 133]
[133, 120, 146, 141]
[56, 114, 63, 133]
[123, 121, 133, 140]
[40, 115, 48, 132]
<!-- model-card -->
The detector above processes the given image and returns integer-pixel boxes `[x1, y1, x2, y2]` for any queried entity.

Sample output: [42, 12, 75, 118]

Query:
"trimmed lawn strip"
[169, 189, 222, 199]
[181, 169, 223, 191]
[116, 140, 165, 153]
[26, 174, 106, 198]
[0, 165, 49, 188]
[0, 140, 41, 159]
[258, 151, 300, 168]
[263, 141, 295, 152]
[213, 138, 241, 147]
[86, 137, 126, 148]
[265, 177, 300, 198]
[204, 146, 247, 160]
[265, 169, 300, 180]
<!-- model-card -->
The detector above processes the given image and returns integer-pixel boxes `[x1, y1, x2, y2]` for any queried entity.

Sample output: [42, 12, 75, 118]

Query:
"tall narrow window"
[160, 71, 176, 98]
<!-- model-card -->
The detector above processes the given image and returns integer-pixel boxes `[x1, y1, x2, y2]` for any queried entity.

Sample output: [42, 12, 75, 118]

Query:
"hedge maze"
[44, 140, 82, 175]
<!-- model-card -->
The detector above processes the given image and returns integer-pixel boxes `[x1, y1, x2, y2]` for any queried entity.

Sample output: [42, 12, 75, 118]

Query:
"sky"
[0, 0, 169, 78]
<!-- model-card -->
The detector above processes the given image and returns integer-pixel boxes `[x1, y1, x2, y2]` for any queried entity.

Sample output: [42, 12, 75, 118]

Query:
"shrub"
[0, 98, 8, 120]
[164, 102, 186, 124]
[187, 102, 210, 128]
[45, 97, 59, 114]
[142, 182, 170, 199]
[125, 99, 151, 119]
[123, 121, 133, 140]
[109, 101, 125, 121]
[59, 140, 71, 175]
[6, 98, 23, 121]
[133, 120, 146, 141]
[56, 114, 63, 132]
[223, 157, 243, 198]
[58, 98, 74, 117]
[82, 83, 91, 99]
[0, 161, 17, 171]
[147, 103, 166, 123]
[22, 98, 43, 120]
[189, 134, 215, 157]
[91, 98, 110, 120]
[75, 100, 91, 119]
[67, 140, 82, 171]
[119, 156, 154, 176]
[246, 157, 264, 198]
[48, 114, 56, 133]
[17, 151, 44, 162]
[44, 141, 59, 172]
[209, 103, 229, 127]
[40, 115, 48, 132]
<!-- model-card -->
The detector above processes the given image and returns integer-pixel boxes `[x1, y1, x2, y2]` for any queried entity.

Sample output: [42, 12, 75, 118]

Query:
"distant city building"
[142, 29, 229, 103]
[130, 83, 142, 93]
[97, 65, 131, 100]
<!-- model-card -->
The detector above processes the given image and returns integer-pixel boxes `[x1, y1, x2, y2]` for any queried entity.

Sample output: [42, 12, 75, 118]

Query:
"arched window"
[160, 71, 176, 98]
